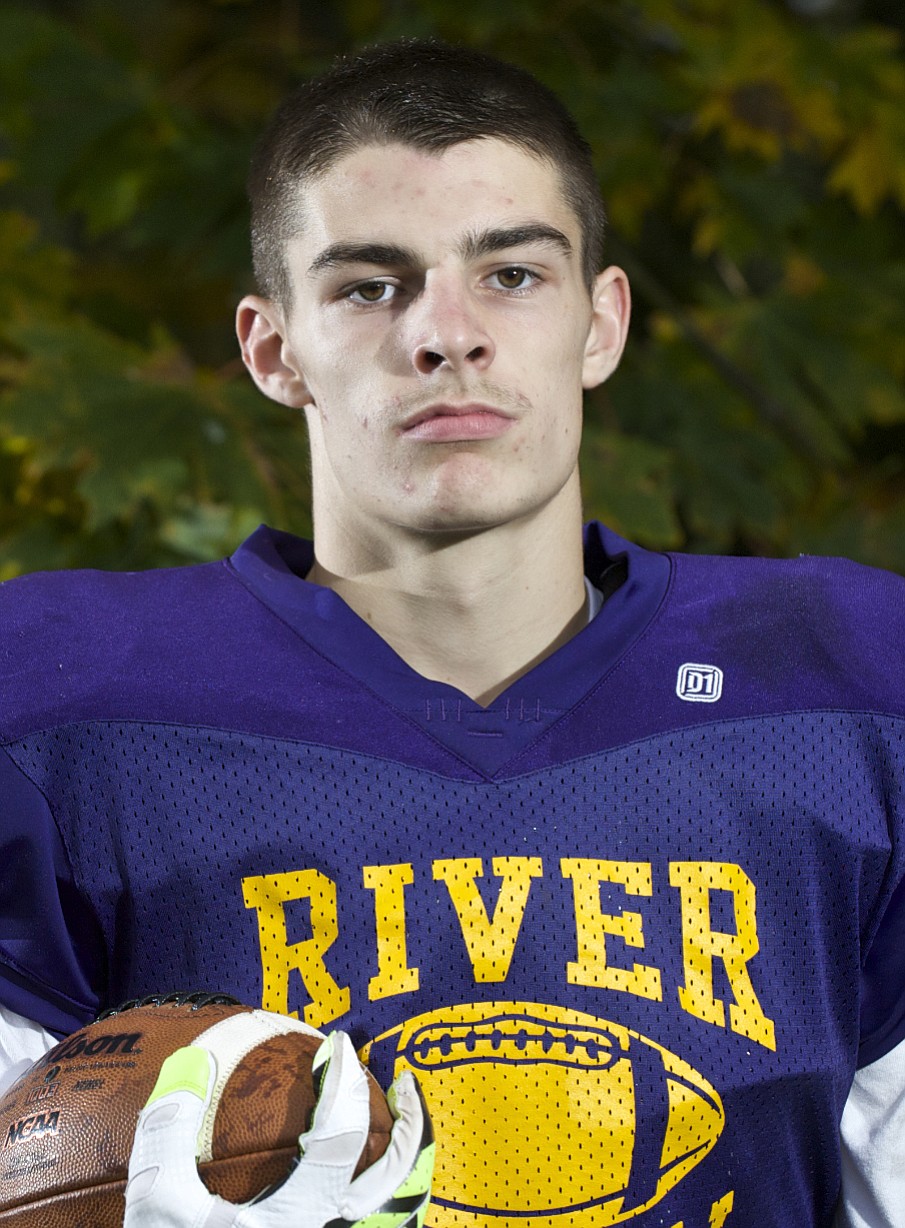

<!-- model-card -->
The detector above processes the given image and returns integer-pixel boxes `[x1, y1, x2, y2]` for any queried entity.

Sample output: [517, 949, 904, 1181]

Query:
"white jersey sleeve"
[836, 1038, 905, 1228]
[0, 1004, 58, 1096]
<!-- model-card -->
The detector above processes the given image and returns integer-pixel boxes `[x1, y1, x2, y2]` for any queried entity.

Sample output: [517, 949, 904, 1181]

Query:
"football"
[365, 999, 725, 1228]
[0, 992, 393, 1227]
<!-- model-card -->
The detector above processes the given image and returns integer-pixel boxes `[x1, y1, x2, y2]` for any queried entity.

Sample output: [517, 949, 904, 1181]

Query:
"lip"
[400, 402, 515, 442]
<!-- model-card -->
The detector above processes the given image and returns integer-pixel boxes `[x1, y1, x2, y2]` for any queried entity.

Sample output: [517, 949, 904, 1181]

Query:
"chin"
[387, 458, 576, 537]
[400, 496, 553, 537]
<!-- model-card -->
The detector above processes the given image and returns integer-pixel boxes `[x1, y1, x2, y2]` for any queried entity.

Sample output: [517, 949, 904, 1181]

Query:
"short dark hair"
[248, 39, 607, 302]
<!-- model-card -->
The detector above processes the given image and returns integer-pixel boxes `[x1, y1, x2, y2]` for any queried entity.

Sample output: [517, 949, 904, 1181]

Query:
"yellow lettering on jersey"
[670, 862, 776, 1050]
[362, 863, 420, 1000]
[561, 859, 662, 999]
[668, 1190, 734, 1228]
[710, 1191, 735, 1227]
[433, 857, 543, 982]
[242, 870, 351, 1029]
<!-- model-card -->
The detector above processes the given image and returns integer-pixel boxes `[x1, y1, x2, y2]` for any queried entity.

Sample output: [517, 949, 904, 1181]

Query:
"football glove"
[124, 1029, 434, 1228]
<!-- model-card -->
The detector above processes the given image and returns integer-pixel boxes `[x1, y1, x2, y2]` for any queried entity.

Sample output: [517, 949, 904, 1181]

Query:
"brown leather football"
[0, 993, 392, 1227]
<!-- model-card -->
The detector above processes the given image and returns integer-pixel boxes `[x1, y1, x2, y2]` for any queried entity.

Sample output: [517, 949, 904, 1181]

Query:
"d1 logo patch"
[364, 1001, 724, 1228]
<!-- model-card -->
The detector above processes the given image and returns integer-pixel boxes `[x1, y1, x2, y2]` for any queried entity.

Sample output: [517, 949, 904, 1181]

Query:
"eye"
[347, 280, 397, 304]
[487, 266, 537, 291]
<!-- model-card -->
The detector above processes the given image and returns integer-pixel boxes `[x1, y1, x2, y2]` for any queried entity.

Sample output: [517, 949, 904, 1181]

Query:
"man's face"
[241, 138, 628, 542]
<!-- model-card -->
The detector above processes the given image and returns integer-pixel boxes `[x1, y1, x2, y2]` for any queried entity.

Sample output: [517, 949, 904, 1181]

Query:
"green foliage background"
[0, 0, 903, 575]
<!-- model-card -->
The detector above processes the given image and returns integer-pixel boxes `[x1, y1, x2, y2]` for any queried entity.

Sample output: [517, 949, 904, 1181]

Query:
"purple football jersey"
[1, 523, 903, 1227]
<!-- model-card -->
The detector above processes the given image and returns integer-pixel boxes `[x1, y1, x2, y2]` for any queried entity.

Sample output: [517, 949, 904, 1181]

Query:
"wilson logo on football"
[39, 1032, 142, 1063]
[364, 1000, 725, 1228]
[676, 663, 723, 703]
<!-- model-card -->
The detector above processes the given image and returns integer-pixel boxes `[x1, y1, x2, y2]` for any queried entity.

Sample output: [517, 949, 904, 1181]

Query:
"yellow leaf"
[692, 214, 725, 258]
[1, 436, 31, 456]
[783, 253, 826, 297]
[828, 127, 893, 214]
[651, 312, 681, 343]
[790, 88, 845, 150]
[695, 90, 783, 160]
[866, 385, 905, 424]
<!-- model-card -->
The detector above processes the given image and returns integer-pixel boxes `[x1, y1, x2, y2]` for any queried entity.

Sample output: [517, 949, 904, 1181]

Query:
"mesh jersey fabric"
[0, 521, 904, 1228]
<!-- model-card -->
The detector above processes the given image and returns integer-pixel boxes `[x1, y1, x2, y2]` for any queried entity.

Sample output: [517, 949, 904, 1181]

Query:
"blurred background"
[0, 0, 903, 575]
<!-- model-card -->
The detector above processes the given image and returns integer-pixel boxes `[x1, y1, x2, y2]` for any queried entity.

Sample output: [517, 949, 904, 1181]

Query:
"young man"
[0, 39, 903, 1228]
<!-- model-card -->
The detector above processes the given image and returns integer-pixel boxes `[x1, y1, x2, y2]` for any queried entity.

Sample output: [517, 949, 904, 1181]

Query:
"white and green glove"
[124, 1030, 434, 1228]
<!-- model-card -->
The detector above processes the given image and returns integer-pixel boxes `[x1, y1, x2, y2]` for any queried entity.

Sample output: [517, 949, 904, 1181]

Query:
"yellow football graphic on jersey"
[364, 1001, 724, 1228]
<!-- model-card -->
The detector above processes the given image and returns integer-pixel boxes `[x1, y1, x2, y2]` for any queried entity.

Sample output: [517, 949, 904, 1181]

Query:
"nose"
[409, 272, 495, 376]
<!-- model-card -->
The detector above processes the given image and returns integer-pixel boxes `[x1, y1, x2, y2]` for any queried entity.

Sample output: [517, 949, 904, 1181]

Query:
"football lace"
[94, 990, 242, 1020]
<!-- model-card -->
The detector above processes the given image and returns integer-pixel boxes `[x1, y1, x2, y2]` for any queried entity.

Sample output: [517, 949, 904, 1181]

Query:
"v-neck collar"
[228, 523, 671, 776]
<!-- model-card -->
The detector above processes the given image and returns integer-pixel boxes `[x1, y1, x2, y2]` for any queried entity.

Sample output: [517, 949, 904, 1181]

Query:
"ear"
[236, 295, 312, 409]
[581, 266, 631, 390]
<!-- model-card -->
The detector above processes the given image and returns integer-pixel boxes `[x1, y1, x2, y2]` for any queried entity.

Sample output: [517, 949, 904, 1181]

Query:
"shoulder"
[663, 550, 905, 716]
[0, 553, 257, 741]
[0, 553, 224, 606]
[0, 555, 232, 644]
[589, 520, 905, 655]
[668, 549, 905, 635]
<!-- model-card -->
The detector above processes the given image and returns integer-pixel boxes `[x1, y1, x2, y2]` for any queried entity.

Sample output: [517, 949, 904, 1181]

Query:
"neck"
[307, 481, 587, 706]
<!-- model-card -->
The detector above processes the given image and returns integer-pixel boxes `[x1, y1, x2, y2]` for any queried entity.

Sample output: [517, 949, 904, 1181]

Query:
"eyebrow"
[307, 242, 418, 276]
[306, 223, 573, 278]
[460, 224, 573, 262]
